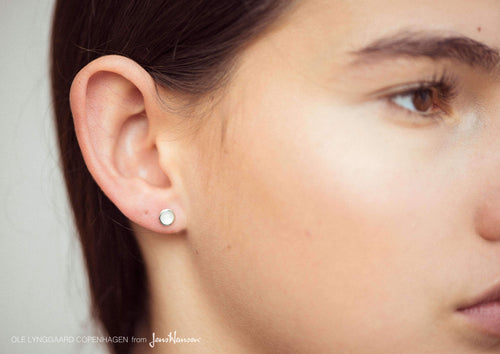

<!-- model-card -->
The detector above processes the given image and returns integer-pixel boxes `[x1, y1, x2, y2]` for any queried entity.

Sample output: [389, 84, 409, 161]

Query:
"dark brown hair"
[50, 1, 290, 353]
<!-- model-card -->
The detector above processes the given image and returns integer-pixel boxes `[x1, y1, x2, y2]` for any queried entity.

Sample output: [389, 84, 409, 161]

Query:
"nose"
[474, 93, 500, 242]
[475, 187, 500, 242]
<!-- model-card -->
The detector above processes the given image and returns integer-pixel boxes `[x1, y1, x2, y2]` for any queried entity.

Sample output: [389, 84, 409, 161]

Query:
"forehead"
[275, 0, 499, 54]
[234, 0, 500, 86]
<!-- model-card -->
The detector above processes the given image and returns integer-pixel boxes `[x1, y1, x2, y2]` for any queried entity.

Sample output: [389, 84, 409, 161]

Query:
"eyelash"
[384, 71, 459, 122]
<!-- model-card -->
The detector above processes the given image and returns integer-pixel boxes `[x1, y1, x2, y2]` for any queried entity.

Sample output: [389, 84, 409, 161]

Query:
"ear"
[69, 55, 186, 234]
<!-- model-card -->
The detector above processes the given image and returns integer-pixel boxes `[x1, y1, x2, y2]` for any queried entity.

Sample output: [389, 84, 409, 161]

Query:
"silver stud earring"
[159, 209, 175, 226]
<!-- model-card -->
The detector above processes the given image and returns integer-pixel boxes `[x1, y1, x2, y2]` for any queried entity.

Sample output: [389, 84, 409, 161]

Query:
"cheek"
[189, 79, 465, 351]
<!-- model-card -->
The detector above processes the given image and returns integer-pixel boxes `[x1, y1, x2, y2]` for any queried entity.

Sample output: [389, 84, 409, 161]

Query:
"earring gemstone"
[159, 209, 175, 226]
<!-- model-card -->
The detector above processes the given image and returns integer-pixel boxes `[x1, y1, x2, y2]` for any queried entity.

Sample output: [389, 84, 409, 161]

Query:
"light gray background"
[1, 1, 107, 353]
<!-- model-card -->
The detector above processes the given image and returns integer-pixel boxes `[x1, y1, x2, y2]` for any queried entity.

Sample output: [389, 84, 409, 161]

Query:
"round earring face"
[159, 209, 175, 226]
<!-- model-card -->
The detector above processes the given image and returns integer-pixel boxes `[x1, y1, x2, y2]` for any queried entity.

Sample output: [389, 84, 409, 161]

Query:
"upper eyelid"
[367, 70, 459, 99]
[371, 81, 441, 98]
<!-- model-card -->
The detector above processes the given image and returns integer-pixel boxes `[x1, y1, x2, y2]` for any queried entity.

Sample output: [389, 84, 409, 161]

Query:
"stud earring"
[159, 209, 175, 226]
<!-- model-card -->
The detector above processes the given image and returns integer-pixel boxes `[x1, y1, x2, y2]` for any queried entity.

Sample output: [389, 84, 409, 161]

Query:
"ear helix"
[159, 209, 175, 226]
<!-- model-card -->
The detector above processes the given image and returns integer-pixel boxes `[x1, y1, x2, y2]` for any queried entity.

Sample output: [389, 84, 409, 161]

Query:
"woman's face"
[171, 0, 500, 351]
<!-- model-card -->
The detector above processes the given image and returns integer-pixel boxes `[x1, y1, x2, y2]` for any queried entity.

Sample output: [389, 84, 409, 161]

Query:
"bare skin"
[69, 0, 500, 352]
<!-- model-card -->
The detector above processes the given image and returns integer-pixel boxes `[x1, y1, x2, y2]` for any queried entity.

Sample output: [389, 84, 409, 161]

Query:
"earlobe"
[69, 55, 187, 234]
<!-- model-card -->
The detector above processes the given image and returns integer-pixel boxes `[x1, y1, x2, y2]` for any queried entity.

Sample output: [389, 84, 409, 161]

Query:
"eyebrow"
[350, 31, 500, 72]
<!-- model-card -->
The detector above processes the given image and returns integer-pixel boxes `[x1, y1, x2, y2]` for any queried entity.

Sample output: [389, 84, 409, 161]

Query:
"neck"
[132, 226, 256, 354]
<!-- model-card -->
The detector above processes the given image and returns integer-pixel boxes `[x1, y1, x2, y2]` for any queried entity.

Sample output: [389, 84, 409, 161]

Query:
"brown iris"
[412, 88, 434, 112]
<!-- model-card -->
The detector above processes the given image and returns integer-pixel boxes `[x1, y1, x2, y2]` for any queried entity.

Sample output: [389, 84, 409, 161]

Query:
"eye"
[377, 73, 458, 124]
[390, 87, 438, 115]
